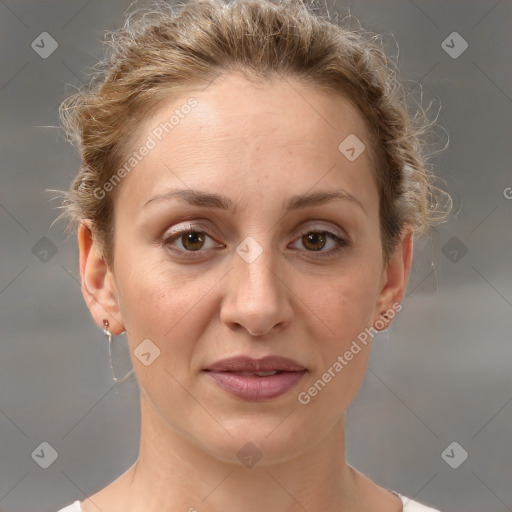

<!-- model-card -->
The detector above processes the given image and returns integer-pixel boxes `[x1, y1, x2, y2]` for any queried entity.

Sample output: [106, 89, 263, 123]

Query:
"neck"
[120, 392, 359, 512]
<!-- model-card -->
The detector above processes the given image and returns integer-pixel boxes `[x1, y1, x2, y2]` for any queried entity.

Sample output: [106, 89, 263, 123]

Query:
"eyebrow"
[142, 188, 365, 214]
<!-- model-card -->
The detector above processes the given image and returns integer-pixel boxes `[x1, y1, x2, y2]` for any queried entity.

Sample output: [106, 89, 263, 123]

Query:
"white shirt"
[55, 493, 441, 511]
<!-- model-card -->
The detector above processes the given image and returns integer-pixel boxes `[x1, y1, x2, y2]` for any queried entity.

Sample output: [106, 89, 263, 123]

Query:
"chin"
[193, 412, 318, 468]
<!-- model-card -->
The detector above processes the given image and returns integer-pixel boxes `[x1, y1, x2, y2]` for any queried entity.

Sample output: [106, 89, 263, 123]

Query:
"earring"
[373, 311, 390, 332]
[103, 319, 118, 383]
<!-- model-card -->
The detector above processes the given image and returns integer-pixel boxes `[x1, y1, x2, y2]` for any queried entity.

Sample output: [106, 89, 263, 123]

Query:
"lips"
[203, 356, 307, 401]
[204, 355, 306, 373]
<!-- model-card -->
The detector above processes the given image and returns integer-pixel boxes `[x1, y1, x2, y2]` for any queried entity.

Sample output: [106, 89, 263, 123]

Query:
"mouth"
[204, 355, 306, 373]
[222, 370, 284, 377]
[203, 355, 307, 401]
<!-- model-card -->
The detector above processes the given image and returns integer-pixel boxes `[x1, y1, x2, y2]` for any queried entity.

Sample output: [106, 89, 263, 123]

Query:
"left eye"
[291, 231, 346, 253]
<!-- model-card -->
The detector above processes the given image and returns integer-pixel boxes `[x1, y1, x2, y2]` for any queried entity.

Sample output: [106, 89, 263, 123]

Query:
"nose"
[220, 240, 293, 337]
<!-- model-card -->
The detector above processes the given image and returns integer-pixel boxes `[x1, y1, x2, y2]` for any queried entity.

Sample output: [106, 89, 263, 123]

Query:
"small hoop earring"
[103, 319, 119, 383]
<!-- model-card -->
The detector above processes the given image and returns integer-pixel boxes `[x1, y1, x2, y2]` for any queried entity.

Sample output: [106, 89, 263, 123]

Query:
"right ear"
[77, 220, 125, 334]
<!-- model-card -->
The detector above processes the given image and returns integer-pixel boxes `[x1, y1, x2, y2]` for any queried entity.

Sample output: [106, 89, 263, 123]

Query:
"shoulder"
[399, 494, 441, 511]
[54, 500, 82, 512]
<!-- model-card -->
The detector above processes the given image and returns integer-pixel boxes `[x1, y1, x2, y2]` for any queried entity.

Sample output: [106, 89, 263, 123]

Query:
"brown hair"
[51, 0, 451, 269]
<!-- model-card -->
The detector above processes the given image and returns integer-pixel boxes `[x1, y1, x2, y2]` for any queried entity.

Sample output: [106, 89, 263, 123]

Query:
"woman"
[53, 0, 450, 510]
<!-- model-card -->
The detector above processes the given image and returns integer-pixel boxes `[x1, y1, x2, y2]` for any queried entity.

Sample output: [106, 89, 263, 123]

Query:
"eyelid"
[307, 222, 343, 234]
[164, 220, 215, 237]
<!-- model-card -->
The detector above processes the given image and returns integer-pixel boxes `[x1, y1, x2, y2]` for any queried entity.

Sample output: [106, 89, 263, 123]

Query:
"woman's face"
[80, 73, 412, 465]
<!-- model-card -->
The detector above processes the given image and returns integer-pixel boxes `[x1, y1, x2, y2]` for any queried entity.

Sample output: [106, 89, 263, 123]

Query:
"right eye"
[161, 223, 225, 257]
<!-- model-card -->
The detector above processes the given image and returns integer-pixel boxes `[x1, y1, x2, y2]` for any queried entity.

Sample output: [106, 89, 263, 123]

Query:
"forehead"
[115, 73, 376, 213]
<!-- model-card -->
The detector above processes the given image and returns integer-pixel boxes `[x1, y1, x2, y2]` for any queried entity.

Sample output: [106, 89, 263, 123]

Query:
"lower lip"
[204, 370, 306, 401]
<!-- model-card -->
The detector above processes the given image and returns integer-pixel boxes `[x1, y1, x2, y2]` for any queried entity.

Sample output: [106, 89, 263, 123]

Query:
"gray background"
[1, 1, 511, 511]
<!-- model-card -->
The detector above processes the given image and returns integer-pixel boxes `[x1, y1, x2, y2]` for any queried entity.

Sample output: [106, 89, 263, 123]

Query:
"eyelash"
[161, 223, 349, 259]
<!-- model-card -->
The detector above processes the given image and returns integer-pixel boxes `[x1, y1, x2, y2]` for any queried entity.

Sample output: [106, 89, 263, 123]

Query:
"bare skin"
[77, 73, 412, 512]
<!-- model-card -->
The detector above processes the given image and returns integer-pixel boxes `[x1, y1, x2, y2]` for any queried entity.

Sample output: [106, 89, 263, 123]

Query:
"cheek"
[294, 270, 379, 418]
[309, 265, 381, 343]
[117, 242, 208, 320]
[114, 253, 216, 366]
[114, 259, 217, 418]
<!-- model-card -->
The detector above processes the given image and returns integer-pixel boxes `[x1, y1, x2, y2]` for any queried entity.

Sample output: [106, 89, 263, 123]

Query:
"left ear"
[373, 226, 414, 329]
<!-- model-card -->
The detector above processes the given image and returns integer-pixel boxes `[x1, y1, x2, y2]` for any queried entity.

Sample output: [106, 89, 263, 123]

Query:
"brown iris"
[302, 232, 326, 251]
[181, 231, 206, 251]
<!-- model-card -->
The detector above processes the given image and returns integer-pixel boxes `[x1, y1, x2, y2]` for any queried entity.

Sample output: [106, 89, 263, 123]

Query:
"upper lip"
[204, 356, 306, 372]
